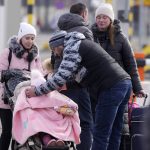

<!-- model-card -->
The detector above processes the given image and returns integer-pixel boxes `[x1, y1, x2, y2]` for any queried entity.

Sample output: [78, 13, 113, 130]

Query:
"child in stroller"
[1, 68, 81, 150]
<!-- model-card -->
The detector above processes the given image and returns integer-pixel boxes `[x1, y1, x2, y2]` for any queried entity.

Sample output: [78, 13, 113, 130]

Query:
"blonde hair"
[42, 58, 53, 73]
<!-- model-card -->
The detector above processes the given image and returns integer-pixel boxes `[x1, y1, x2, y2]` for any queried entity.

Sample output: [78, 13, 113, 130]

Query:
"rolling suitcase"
[130, 94, 149, 150]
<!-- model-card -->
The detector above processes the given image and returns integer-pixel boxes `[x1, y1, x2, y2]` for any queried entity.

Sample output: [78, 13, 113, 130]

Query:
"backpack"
[8, 48, 12, 68]
[1, 49, 13, 106]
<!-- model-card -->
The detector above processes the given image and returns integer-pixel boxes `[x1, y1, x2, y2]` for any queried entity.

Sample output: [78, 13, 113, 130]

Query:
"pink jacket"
[12, 89, 81, 144]
[0, 48, 43, 109]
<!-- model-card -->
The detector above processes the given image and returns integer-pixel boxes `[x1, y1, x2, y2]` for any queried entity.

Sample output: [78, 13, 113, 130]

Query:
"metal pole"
[0, 0, 5, 51]
[27, 0, 35, 24]
[4, 0, 21, 49]
[114, 0, 130, 37]
[139, 0, 144, 50]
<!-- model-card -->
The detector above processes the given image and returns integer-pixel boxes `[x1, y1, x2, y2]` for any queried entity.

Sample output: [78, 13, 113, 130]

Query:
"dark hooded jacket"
[51, 13, 94, 88]
[58, 13, 93, 41]
[91, 19, 142, 94]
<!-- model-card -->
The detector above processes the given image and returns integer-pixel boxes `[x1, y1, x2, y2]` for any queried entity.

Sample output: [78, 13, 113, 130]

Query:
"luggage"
[131, 134, 144, 150]
[130, 95, 149, 150]
[119, 134, 131, 150]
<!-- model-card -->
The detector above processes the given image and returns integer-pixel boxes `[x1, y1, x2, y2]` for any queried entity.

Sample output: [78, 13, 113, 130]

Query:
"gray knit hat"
[49, 30, 67, 48]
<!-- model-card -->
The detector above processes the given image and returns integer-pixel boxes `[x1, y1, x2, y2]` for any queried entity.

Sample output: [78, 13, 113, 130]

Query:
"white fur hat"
[17, 22, 36, 41]
[95, 3, 114, 22]
[31, 69, 46, 86]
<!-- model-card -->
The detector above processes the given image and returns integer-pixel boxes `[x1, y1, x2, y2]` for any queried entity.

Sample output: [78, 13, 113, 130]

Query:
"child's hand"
[25, 86, 37, 98]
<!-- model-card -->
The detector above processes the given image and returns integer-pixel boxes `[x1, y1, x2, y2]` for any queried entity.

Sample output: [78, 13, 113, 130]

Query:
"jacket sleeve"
[83, 29, 94, 41]
[35, 47, 82, 96]
[121, 34, 143, 93]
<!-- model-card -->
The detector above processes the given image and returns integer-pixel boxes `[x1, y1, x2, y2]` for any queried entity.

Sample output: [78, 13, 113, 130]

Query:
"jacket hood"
[58, 13, 87, 31]
[8, 36, 38, 62]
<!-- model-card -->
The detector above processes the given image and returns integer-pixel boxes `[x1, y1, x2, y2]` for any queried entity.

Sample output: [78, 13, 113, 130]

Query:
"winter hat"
[95, 3, 114, 22]
[31, 69, 46, 86]
[17, 22, 36, 41]
[49, 30, 67, 49]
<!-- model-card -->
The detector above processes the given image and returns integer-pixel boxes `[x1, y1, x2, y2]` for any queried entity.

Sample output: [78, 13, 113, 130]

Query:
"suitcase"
[131, 134, 145, 150]
[130, 94, 149, 150]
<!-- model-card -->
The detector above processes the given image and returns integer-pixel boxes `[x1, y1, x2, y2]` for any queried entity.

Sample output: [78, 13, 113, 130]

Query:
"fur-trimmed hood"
[8, 36, 38, 62]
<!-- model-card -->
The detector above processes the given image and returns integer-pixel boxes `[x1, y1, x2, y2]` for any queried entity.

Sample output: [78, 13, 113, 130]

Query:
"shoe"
[56, 139, 65, 147]
[47, 139, 57, 147]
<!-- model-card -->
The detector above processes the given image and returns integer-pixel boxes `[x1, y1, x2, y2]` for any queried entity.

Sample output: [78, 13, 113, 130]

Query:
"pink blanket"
[12, 89, 81, 145]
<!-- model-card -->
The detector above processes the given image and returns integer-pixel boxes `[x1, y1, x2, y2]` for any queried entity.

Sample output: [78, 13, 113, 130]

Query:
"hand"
[25, 86, 37, 98]
[135, 90, 147, 98]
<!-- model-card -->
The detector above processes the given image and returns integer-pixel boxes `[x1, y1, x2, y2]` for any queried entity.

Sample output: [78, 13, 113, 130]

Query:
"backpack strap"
[8, 48, 12, 69]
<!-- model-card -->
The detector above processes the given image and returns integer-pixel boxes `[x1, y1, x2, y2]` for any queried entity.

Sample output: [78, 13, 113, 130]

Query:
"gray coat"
[57, 13, 93, 41]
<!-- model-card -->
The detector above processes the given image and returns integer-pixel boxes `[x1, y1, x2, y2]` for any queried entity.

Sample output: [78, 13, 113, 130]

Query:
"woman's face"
[21, 34, 35, 50]
[96, 14, 111, 31]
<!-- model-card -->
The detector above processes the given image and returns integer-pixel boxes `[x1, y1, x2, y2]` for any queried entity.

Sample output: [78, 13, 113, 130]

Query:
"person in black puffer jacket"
[91, 3, 146, 150]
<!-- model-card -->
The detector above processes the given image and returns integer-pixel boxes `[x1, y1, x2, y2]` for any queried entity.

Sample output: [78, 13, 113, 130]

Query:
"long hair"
[108, 22, 115, 47]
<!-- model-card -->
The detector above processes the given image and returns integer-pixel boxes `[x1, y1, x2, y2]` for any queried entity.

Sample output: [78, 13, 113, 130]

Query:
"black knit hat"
[49, 30, 67, 48]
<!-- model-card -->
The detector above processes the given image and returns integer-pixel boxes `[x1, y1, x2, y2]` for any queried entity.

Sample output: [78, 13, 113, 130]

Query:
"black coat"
[51, 13, 94, 88]
[91, 19, 142, 94]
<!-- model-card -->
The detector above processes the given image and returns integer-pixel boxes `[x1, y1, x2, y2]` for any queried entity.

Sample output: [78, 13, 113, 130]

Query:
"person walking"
[91, 3, 145, 149]
[0, 22, 43, 150]
[25, 30, 133, 150]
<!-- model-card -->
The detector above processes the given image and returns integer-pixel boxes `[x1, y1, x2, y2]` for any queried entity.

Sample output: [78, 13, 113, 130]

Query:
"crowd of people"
[0, 2, 146, 150]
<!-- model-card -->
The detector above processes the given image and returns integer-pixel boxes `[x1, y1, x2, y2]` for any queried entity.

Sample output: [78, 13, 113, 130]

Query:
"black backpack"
[1, 49, 13, 106]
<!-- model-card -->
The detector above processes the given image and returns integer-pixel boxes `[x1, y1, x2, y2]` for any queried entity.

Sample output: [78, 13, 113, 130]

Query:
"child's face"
[52, 46, 64, 57]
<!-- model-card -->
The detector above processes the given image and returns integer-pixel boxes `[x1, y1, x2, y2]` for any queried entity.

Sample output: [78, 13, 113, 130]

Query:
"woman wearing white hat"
[91, 3, 145, 150]
[0, 22, 43, 150]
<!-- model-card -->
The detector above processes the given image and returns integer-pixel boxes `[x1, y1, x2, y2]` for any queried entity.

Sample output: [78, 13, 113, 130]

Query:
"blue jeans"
[61, 87, 93, 150]
[92, 79, 132, 150]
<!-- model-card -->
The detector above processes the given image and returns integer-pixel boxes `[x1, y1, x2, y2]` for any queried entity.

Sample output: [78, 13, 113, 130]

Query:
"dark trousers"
[92, 79, 132, 150]
[61, 87, 93, 150]
[0, 108, 13, 150]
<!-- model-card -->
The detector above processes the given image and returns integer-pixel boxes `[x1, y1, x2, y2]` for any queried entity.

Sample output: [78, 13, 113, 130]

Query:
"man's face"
[82, 8, 89, 23]
[52, 45, 64, 56]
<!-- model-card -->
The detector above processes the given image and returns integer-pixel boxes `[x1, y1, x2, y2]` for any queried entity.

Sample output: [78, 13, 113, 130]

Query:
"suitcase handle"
[143, 93, 148, 106]
[131, 93, 148, 107]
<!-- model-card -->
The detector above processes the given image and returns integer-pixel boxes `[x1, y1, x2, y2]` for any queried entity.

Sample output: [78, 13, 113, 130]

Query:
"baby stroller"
[1, 69, 80, 150]
[13, 136, 76, 150]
